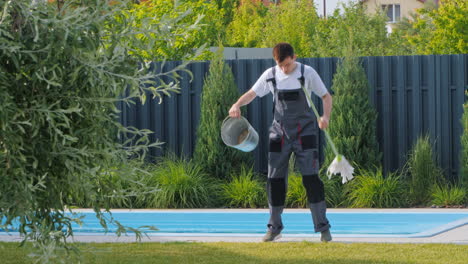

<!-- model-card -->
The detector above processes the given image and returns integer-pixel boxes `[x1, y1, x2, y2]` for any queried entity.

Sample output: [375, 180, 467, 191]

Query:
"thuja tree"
[194, 50, 251, 179]
[0, 0, 199, 261]
[320, 53, 381, 207]
[324, 53, 381, 174]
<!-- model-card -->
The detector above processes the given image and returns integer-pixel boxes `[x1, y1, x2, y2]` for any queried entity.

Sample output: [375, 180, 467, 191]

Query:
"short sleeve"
[306, 67, 328, 98]
[251, 69, 272, 98]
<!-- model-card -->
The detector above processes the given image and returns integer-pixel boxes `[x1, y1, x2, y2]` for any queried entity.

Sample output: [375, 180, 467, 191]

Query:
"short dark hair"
[273, 43, 294, 62]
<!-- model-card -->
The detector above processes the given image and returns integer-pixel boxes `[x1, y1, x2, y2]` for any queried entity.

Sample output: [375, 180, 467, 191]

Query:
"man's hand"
[318, 116, 329, 130]
[229, 103, 241, 118]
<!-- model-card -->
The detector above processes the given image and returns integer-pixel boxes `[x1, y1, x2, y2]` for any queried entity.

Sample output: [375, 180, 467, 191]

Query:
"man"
[228, 43, 333, 242]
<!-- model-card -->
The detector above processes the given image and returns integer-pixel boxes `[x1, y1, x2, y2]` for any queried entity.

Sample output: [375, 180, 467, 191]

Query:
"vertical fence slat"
[439, 56, 451, 178]
[382, 56, 392, 174]
[428, 56, 438, 162]
[411, 56, 422, 145]
[180, 63, 192, 157]
[455, 54, 466, 180]
[397, 56, 407, 168]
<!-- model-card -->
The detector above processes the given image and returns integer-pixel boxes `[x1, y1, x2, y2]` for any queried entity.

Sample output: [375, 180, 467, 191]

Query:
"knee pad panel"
[267, 178, 286, 206]
[302, 174, 325, 203]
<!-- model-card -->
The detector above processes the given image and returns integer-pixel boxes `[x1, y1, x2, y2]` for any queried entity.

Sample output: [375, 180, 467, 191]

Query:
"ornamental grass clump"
[407, 135, 444, 206]
[221, 166, 266, 208]
[286, 171, 308, 208]
[348, 168, 406, 208]
[431, 184, 466, 207]
[140, 156, 217, 208]
[322, 176, 349, 208]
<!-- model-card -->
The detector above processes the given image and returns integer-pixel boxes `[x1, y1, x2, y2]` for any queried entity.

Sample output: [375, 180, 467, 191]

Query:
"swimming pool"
[3, 210, 467, 238]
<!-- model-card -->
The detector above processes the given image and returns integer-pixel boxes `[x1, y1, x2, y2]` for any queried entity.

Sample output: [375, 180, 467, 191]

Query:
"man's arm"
[319, 93, 332, 130]
[229, 89, 257, 118]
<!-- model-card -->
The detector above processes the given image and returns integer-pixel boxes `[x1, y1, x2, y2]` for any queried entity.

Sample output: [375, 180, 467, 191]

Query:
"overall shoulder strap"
[266, 66, 277, 114]
[266, 66, 277, 90]
[298, 63, 305, 87]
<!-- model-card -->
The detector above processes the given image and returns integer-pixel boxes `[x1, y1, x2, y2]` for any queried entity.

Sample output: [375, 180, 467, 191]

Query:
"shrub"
[138, 155, 218, 208]
[0, 0, 198, 258]
[431, 184, 466, 207]
[407, 135, 444, 206]
[226, 0, 267, 47]
[193, 49, 252, 179]
[76, 160, 149, 209]
[323, 53, 381, 176]
[311, 2, 390, 57]
[348, 168, 406, 208]
[286, 171, 308, 208]
[221, 166, 266, 208]
[262, 0, 319, 57]
[125, 0, 225, 60]
[322, 176, 348, 208]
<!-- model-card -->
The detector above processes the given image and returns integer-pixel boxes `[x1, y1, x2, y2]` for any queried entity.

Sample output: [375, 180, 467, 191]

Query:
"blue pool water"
[2, 211, 468, 237]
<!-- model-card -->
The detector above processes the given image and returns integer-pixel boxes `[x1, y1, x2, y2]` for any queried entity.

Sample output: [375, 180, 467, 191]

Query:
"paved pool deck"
[1, 208, 467, 244]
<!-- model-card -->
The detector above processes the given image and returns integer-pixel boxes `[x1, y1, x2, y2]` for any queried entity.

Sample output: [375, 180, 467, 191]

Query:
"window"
[382, 4, 401, 23]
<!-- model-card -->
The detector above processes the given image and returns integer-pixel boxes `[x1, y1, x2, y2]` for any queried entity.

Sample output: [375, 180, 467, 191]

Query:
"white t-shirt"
[251, 62, 328, 106]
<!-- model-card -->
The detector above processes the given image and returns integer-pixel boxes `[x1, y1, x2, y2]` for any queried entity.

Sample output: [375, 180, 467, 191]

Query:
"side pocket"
[269, 138, 282, 152]
[301, 134, 317, 150]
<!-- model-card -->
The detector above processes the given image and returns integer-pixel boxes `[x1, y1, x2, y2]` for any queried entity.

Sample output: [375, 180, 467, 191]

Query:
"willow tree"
[0, 0, 200, 261]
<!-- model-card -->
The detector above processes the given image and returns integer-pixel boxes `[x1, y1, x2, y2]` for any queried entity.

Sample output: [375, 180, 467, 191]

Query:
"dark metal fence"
[119, 54, 467, 180]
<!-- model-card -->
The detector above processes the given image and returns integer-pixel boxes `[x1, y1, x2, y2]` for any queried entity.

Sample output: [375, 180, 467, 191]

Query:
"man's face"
[276, 55, 297, 74]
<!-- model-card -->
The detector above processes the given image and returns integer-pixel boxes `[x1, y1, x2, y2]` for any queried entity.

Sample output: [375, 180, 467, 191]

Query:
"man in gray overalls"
[229, 43, 333, 242]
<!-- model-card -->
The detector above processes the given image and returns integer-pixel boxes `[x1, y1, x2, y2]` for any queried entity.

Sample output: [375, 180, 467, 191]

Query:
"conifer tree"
[323, 52, 381, 174]
[194, 49, 252, 179]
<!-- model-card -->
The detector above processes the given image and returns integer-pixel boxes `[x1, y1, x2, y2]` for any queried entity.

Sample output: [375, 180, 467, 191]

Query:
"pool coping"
[1, 209, 468, 244]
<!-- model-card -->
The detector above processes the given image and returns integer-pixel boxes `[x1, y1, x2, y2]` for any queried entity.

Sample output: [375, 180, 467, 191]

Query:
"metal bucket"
[221, 116, 259, 152]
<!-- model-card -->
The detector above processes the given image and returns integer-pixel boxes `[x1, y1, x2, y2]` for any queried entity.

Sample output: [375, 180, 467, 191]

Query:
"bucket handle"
[222, 116, 248, 126]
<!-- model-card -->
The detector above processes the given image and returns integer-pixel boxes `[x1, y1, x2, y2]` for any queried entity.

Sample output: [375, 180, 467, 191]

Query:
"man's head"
[273, 42, 297, 74]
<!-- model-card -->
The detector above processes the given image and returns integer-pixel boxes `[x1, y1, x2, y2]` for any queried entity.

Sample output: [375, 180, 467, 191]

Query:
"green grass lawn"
[1, 242, 467, 264]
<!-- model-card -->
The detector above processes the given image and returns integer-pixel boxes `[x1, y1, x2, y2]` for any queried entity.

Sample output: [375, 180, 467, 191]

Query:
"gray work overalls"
[266, 63, 330, 233]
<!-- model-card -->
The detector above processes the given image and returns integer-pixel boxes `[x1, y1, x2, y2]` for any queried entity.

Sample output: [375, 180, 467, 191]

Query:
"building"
[361, 0, 439, 31]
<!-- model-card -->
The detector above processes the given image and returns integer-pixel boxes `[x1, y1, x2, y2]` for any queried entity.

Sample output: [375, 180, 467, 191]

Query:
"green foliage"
[0, 0, 198, 260]
[125, 0, 225, 60]
[138, 155, 217, 208]
[348, 168, 406, 208]
[286, 171, 308, 208]
[74, 160, 150, 209]
[193, 49, 252, 179]
[460, 94, 468, 193]
[324, 54, 381, 175]
[262, 0, 319, 57]
[221, 166, 266, 208]
[213, 0, 240, 27]
[431, 184, 466, 207]
[321, 175, 348, 208]
[394, 0, 467, 55]
[311, 2, 390, 57]
[226, 0, 267, 47]
[407, 135, 444, 205]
